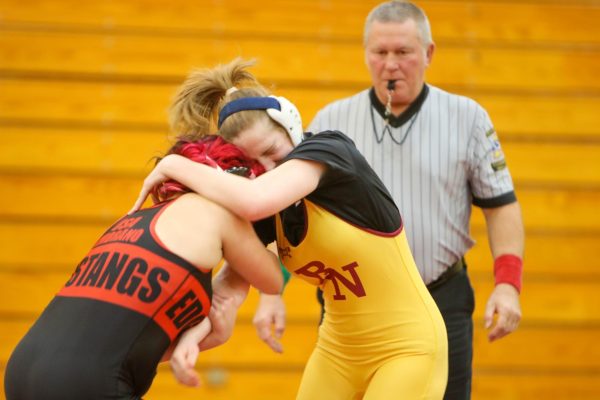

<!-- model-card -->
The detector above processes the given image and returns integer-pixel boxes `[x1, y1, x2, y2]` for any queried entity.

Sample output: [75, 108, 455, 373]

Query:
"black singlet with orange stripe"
[4, 201, 212, 400]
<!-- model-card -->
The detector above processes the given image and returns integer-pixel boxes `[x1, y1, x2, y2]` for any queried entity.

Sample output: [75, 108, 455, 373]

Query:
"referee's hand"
[484, 283, 522, 342]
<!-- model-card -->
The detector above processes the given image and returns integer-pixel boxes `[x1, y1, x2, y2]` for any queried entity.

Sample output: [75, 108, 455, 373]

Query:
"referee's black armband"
[473, 191, 517, 208]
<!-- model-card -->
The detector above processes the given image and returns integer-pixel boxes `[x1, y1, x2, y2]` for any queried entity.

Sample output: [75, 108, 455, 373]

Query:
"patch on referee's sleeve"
[491, 159, 507, 171]
[486, 127, 506, 171]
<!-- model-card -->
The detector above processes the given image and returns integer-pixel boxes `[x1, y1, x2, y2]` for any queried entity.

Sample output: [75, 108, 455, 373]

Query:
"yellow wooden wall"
[1, 0, 599, 399]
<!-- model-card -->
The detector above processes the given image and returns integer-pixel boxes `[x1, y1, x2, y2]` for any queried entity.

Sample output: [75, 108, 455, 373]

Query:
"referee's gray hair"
[363, 1, 433, 47]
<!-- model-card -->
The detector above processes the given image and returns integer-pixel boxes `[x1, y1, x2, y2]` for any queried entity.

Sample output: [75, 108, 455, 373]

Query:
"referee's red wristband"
[494, 254, 523, 293]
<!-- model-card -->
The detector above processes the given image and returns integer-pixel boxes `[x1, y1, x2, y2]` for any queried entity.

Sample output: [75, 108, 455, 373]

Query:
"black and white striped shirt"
[308, 84, 516, 284]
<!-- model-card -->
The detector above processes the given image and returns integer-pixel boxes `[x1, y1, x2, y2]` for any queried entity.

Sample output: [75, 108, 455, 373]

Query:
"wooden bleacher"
[1, 0, 599, 398]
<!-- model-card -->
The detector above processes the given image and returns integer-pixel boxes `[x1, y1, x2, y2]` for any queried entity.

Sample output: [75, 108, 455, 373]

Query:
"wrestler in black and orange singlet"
[4, 201, 212, 400]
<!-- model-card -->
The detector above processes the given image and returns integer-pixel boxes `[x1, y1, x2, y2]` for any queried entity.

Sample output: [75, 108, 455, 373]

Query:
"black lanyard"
[370, 104, 418, 145]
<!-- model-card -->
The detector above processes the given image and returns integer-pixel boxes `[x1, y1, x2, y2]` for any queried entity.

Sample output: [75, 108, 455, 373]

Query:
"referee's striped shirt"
[308, 84, 516, 284]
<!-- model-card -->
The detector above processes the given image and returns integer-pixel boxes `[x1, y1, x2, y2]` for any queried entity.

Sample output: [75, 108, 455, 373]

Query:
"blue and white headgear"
[217, 94, 304, 146]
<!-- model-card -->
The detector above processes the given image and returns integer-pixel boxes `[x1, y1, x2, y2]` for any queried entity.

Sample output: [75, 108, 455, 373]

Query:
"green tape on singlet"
[280, 258, 291, 287]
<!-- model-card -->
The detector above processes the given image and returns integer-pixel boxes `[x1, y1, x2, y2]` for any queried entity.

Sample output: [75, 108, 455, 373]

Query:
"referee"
[306, 2, 525, 399]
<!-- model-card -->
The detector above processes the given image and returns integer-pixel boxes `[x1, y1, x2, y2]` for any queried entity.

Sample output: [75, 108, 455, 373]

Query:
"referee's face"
[365, 19, 433, 113]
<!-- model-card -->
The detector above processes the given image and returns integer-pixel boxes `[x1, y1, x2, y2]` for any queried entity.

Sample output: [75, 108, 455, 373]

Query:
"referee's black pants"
[315, 265, 474, 400]
[428, 266, 474, 400]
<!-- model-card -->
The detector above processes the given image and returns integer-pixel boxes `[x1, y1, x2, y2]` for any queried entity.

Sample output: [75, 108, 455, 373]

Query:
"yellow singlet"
[276, 200, 448, 400]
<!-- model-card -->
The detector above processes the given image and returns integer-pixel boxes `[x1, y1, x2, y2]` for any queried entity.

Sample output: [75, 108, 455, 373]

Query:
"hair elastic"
[225, 86, 238, 96]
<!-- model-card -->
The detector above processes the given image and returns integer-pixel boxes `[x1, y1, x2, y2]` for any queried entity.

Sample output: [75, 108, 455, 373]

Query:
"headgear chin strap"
[217, 96, 304, 146]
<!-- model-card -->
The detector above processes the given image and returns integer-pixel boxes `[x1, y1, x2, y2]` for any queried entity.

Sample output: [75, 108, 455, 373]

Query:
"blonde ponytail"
[168, 58, 264, 140]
